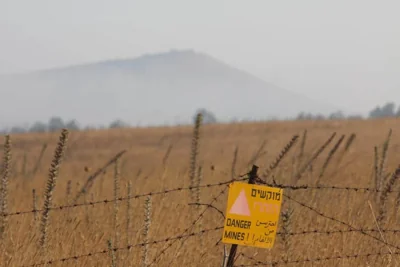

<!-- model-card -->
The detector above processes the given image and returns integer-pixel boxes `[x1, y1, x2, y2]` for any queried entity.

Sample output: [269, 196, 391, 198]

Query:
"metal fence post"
[226, 165, 259, 267]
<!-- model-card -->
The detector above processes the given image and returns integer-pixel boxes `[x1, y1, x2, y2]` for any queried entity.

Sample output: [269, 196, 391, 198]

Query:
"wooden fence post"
[226, 164, 259, 267]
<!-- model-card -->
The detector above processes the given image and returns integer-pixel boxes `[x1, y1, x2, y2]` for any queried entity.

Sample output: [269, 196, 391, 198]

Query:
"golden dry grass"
[1, 118, 400, 267]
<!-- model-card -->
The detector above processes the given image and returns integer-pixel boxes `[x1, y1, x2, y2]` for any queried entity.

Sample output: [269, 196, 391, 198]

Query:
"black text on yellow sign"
[222, 182, 283, 249]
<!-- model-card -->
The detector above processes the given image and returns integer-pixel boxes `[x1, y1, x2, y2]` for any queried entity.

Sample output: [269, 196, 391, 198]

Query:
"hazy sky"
[1, 0, 400, 114]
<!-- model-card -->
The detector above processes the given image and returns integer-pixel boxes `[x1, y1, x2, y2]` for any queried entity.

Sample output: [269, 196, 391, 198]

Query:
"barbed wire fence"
[3, 169, 400, 266]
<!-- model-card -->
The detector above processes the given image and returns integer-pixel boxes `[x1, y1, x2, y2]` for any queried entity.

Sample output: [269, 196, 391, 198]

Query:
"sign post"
[224, 165, 283, 266]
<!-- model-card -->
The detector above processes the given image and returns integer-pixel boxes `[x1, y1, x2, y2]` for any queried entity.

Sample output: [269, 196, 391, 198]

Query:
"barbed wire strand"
[2, 178, 247, 218]
[23, 226, 224, 267]
[149, 172, 250, 266]
[255, 177, 400, 193]
[285, 194, 400, 251]
[188, 202, 226, 219]
[5, 178, 400, 219]
[148, 184, 231, 266]
[179, 203, 400, 237]
[12, 174, 400, 266]
[149, 178, 400, 266]
[148, 172, 250, 266]
[277, 228, 400, 236]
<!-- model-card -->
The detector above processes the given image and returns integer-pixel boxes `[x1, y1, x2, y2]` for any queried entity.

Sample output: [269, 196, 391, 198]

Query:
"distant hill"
[0, 50, 337, 127]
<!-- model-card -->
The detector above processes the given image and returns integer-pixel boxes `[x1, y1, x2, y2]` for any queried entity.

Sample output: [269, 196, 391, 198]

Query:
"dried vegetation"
[0, 118, 400, 266]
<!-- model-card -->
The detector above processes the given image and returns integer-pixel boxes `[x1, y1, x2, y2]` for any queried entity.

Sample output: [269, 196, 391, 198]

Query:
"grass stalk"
[0, 135, 11, 240]
[141, 196, 152, 267]
[189, 113, 202, 193]
[39, 129, 69, 252]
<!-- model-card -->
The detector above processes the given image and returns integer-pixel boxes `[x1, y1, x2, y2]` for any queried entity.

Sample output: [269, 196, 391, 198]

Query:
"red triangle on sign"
[229, 189, 251, 216]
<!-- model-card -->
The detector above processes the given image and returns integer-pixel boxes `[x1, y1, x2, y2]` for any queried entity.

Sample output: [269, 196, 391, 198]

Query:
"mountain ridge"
[0, 49, 338, 127]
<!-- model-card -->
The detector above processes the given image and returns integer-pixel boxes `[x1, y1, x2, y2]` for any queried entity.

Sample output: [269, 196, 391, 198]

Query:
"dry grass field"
[1, 118, 400, 267]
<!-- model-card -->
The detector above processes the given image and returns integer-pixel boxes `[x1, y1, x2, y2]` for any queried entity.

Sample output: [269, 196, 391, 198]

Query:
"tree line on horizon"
[1, 102, 399, 134]
[0, 117, 130, 135]
[296, 102, 400, 121]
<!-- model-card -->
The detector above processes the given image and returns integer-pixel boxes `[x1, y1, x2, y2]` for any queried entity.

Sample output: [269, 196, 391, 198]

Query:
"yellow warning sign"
[222, 182, 283, 249]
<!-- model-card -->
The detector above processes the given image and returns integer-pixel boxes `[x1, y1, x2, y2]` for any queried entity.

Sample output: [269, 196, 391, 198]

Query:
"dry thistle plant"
[29, 188, 39, 239]
[107, 239, 117, 267]
[281, 206, 294, 262]
[231, 146, 239, 179]
[378, 129, 392, 190]
[377, 165, 400, 223]
[85, 193, 94, 224]
[298, 129, 307, 163]
[21, 152, 27, 177]
[30, 143, 48, 178]
[141, 196, 152, 267]
[367, 200, 395, 266]
[162, 143, 173, 167]
[247, 140, 267, 168]
[396, 186, 400, 213]
[0, 134, 11, 240]
[293, 132, 336, 183]
[32, 189, 38, 221]
[194, 165, 203, 245]
[262, 135, 299, 182]
[66, 180, 72, 204]
[194, 165, 202, 203]
[83, 191, 90, 223]
[39, 129, 69, 252]
[317, 134, 345, 183]
[374, 146, 380, 192]
[335, 133, 356, 168]
[189, 113, 202, 192]
[73, 150, 126, 204]
[113, 159, 120, 249]
[344, 133, 356, 152]
[65, 180, 73, 223]
[126, 180, 132, 246]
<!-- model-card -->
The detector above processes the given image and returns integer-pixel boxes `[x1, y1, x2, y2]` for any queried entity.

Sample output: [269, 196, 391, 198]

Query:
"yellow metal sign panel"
[222, 182, 283, 249]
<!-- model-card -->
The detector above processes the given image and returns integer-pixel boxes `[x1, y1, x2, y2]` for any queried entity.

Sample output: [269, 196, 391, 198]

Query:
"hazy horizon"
[0, 49, 345, 130]
[1, 0, 400, 127]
